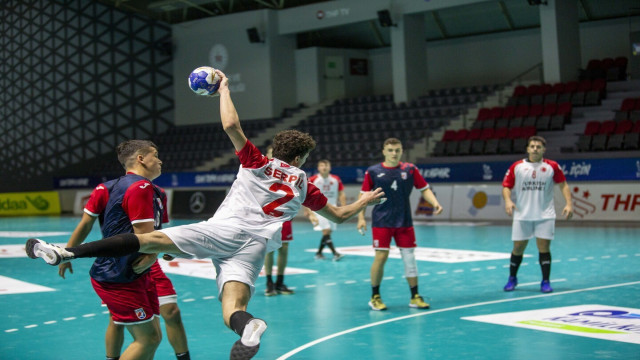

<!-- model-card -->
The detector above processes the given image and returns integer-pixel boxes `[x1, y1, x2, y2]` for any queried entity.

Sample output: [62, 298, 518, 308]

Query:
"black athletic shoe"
[229, 318, 267, 360]
[264, 282, 277, 296]
[275, 283, 294, 295]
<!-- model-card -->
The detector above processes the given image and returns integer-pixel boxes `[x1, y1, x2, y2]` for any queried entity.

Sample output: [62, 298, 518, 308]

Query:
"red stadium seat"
[455, 129, 470, 141]
[520, 126, 536, 138]
[508, 127, 522, 139]
[477, 108, 492, 121]
[513, 85, 527, 97]
[556, 102, 572, 116]
[550, 83, 565, 94]
[615, 120, 633, 134]
[528, 104, 543, 117]
[493, 127, 508, 139]
[442, 130, 457, 141]
[542, 103, 557, 116]
[620, 98, 637, 112]
[563, 81, 578, 93]
[633, 120, 640, 133]
[468, 128, 482, 140]
[584, 121, 600, 135]
[598, 120, 616, 135]
[480, 128, 494, 140]
[502, 106, 516, 119]
[514, 105, 529, 118]
[489, 107, 503, 120]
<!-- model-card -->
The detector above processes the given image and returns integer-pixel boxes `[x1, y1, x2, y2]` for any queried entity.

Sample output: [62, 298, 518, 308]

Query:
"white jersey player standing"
[306, 159, 347, 261]
[26, 69, 385, 360]
[502, 135, 573, 294]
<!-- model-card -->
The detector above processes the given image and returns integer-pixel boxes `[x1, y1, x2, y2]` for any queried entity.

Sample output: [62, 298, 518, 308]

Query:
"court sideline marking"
[276, 281, 640, 360]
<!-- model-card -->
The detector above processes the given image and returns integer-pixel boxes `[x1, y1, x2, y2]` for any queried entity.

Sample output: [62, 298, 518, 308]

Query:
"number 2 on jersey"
[262, 183, 294, 217]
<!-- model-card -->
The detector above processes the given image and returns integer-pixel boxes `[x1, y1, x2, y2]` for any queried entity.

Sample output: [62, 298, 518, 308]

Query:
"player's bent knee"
[160, 303, 182, 323]
[400, 248, 418, 278]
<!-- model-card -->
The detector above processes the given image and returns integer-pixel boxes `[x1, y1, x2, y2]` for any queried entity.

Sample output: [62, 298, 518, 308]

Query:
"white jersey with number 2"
[211, 140, 327, 250]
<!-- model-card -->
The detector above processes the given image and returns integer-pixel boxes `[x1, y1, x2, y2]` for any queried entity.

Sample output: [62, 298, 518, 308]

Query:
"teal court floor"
[1, 216, 639, 359]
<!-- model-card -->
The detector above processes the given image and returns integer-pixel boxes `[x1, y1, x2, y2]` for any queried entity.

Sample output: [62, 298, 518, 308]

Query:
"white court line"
[276, 280, 640, 360]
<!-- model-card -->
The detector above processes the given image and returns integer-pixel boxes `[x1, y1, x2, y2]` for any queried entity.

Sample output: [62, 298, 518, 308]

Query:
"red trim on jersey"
[332, 174, 345, 191]
[502, 159, 524, 189]
[544, 159, 567, 183]
[411, 167, 428, 189]
[361, 171, 374, 191]
[85, 184, 110, 216]
[122, 180, 156, 222]
[302, 182, 327, 211]
[236, 140, 269, 169]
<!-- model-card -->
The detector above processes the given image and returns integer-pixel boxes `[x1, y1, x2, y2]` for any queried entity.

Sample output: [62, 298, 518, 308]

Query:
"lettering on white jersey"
[264, 165, 304, 190]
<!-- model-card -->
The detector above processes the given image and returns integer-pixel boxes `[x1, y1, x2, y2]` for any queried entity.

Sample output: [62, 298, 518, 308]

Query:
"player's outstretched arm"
[59, 213, 97, 278]
[316, 188, 385, 224]
[215, 69, 247, 152]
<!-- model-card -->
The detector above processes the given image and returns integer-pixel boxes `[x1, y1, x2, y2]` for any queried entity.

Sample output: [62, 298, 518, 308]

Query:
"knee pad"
[400, 248, 418, 278]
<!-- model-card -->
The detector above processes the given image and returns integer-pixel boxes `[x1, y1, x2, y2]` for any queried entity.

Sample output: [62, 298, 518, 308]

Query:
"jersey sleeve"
[302, 182, 328, 211]
[548, 160, 567, 183]
[122, 181, 155, 224]
[236, 140, 269, 169]
[360, 171, 373, 192]
[412, 166, 428, 190]
[84, 184, 109, 217]
[334, 175, 345, 191]
[502, 162, 518, 188]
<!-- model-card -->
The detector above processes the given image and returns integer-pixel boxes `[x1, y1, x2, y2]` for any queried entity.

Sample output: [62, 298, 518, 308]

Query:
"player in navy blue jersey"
[58, 140, 190, 360]
[357, 138, 443, 311]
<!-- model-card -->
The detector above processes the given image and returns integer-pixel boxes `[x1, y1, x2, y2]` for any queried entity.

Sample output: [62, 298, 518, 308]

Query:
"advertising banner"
[171, 190, 227, 219]
[0, 191, 61, 216]
[450, 184, 510, 220]
[555, 182, 640, 221]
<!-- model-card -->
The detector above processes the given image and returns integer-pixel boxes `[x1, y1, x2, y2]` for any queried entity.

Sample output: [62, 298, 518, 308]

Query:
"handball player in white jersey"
[26, 69, 385, 360]
[502, 135, 573, 294]
[306, 159, 347, 260]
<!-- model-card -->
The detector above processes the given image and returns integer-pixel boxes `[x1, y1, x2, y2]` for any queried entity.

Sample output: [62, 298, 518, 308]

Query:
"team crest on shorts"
[135, 308, 147, 320]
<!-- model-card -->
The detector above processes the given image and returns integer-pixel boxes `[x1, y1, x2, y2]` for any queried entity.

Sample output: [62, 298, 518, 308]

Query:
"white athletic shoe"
[229, 318, 267, 360]
[25, 238, 74, 265]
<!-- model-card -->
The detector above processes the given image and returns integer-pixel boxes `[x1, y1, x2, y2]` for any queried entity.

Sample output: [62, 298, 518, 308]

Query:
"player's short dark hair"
[272, 130, 316, 164]
[527, 135, 546, 147]
[318, 159, 331, 166]
[383, 137, 402, 148]
[116, 140, 158, 169]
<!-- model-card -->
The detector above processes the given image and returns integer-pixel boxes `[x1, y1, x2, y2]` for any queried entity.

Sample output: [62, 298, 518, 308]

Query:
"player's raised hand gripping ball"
[188, 66, 221, 96]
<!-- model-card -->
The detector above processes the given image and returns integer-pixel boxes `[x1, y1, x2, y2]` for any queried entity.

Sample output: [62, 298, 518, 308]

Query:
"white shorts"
[511, 219, 555, 241]
[313, 213, 336, 232]
[158, 220, 268, 299]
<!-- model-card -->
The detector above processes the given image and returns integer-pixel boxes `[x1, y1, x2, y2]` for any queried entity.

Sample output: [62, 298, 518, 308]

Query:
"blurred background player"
[306, 159, 346, 261]
[357, 138, 443, 311]
[263, 145, 295, 296]
[59, 139, 190, 360]
[502, 135, 573, 293]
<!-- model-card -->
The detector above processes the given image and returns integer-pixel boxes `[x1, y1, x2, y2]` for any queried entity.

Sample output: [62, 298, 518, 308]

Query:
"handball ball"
[188, 66, 221, 95]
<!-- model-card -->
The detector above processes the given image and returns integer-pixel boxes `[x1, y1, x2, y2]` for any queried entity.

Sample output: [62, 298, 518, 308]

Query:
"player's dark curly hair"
[272, 130, 316, 164]
[116, 140, 158, 169]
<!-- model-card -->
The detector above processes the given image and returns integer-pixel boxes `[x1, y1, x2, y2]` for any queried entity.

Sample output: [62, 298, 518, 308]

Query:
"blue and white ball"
[188, 66, 221, 95]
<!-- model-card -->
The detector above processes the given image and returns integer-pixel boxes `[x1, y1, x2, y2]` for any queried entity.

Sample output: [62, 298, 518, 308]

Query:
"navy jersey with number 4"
[361, 162, 429, 228]
[85, 173, 167, 283]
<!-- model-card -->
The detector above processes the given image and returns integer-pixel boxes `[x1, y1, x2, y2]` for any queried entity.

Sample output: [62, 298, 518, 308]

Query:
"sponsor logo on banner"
[0, 191, 61, 216]
[463, 305, 640, 344]
[560, 161, 592, 179]
[567, 185, 640, 219]
[466, 188, 501, 216]
[482, 164, 493, 180]
[420, 167, 451, 179]
[570, 186, 597, 218]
